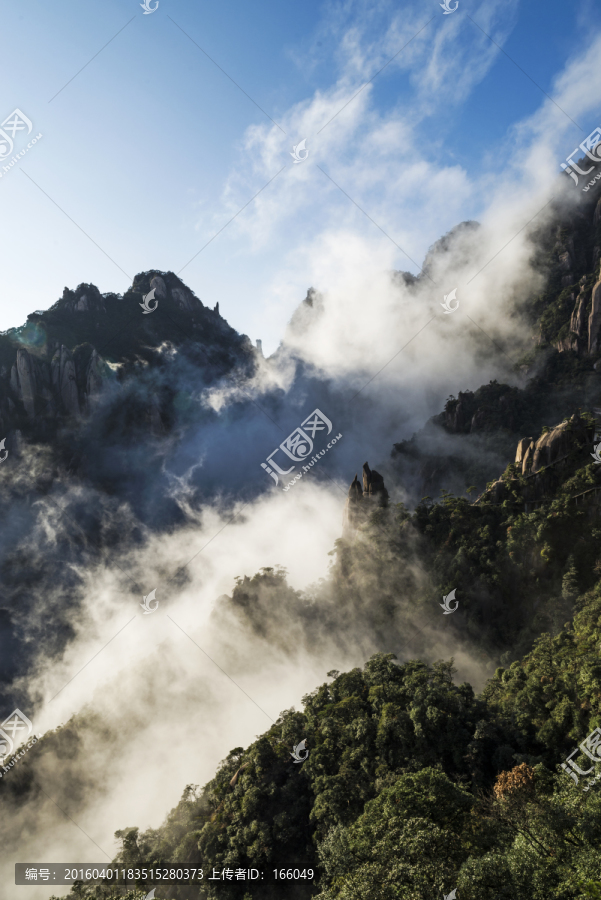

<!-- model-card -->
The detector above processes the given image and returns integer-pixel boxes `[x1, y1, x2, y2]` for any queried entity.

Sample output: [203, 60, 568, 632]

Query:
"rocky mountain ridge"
[0, 270, 256, 445]
[391, 183, 601, 504]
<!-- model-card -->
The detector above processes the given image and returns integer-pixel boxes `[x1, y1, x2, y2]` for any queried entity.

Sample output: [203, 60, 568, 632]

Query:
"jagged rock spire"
[362, 462, 388, 502]
[342, 462, 388, 536]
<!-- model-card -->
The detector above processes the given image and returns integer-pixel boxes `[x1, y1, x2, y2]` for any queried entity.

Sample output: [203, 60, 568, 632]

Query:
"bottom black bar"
[15, 864, 315, 885]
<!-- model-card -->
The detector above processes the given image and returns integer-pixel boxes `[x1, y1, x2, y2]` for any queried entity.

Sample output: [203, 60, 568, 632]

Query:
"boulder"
[531, 414, 589, 474]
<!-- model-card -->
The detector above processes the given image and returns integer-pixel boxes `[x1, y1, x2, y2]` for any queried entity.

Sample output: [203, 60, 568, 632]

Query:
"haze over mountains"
[1, 162, 600, 701]
[1, 162, 601, 897]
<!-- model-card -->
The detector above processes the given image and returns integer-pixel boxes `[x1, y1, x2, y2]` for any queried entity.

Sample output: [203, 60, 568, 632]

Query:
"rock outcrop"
[342, 462, 389, 536]
[515, 436, 534, 473]
[476, 413, 594, 505]
[147, 274, 204, 315]
[440, 391, 475, 433]
[429, 384, 523, 437]
[515, 414, 590, 476]
[60, 283, 106, 314]
[531, 415, 590, 473]
[362, 461, 389, 502]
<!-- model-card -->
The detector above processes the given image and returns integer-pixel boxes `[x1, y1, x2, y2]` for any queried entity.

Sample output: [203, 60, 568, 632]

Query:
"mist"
[2, 12, 601, 900]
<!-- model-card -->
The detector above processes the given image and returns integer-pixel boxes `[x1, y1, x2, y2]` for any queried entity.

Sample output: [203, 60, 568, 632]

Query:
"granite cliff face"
[7, 342, 105, 424]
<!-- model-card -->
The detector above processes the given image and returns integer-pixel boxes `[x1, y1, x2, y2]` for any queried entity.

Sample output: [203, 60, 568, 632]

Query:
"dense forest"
[42, 471, 601, 898]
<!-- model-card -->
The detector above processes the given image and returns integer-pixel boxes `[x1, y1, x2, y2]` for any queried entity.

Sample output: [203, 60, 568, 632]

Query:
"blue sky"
[2, 0, 601, 354]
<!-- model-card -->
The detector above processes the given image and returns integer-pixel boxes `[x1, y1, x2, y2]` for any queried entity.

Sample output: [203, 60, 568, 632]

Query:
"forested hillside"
[45, 599, 601, 899]
[33, 426, 601, 897]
